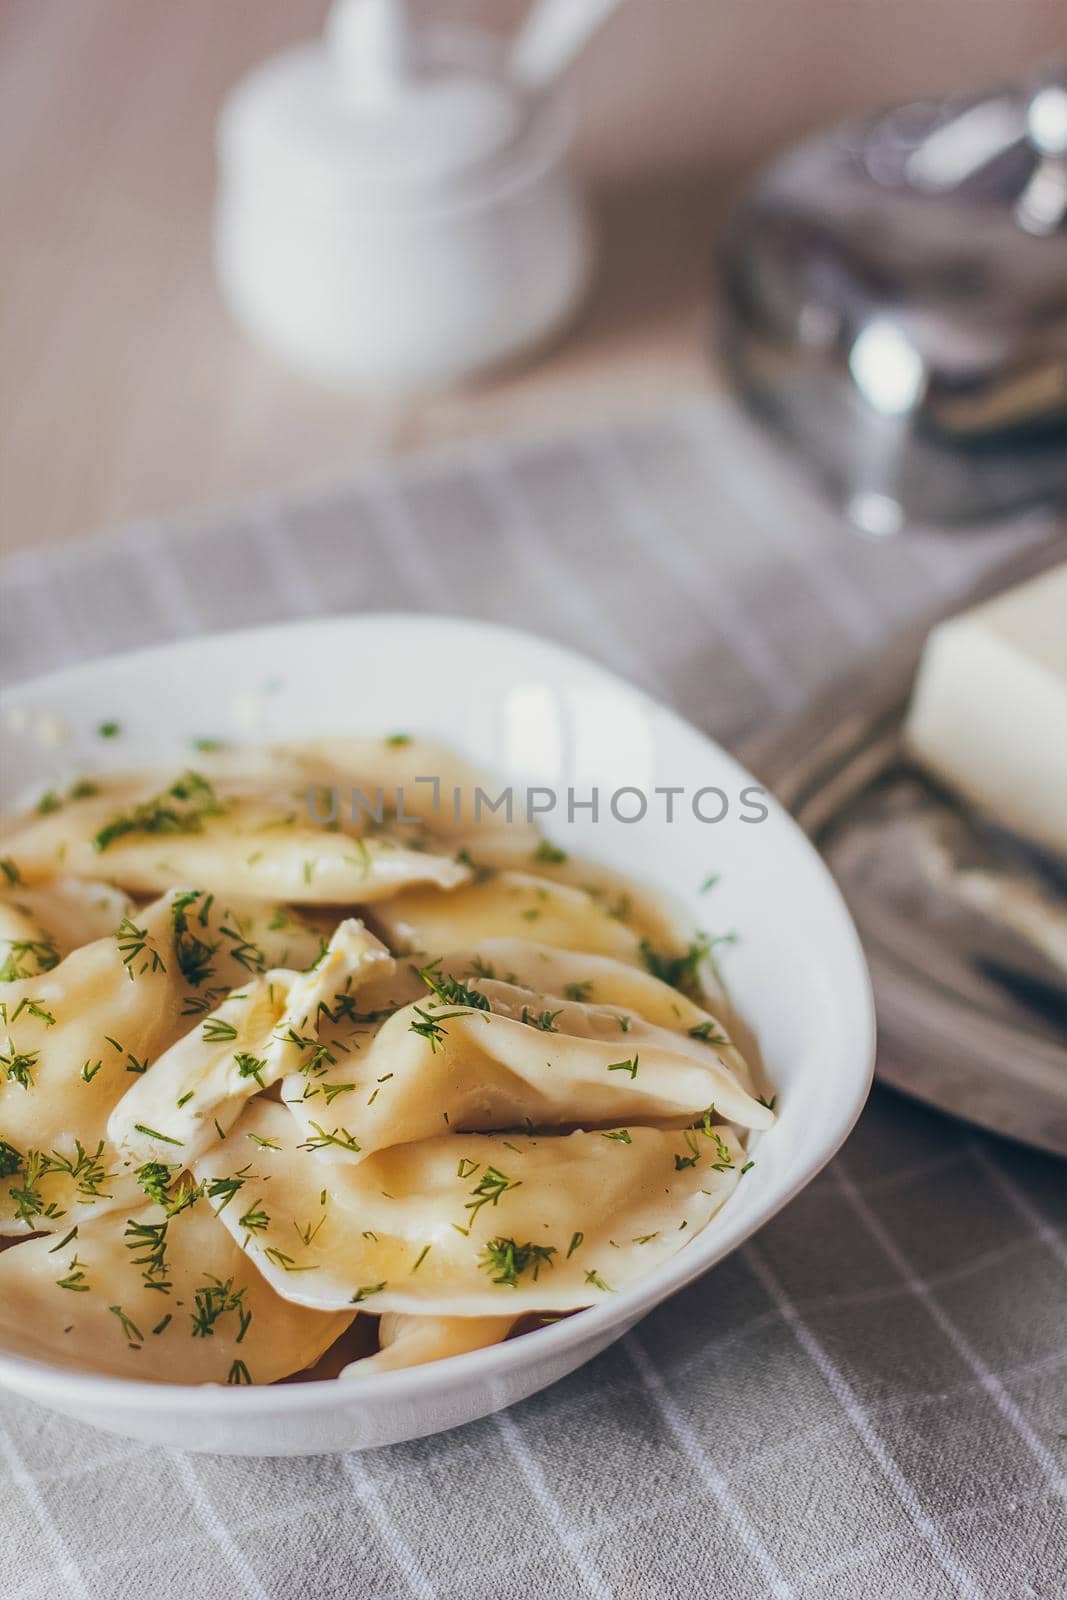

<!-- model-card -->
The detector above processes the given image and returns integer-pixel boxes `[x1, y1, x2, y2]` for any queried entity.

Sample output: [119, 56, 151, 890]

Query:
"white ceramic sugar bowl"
[214, 0, 595, 390]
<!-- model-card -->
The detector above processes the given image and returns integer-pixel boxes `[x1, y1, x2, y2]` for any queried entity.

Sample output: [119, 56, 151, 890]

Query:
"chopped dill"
[94, 770, 221, 853]
[479, 1238, 556, 1287]
[0, 1138, 22, 1180]
[202, 1017, 238, 1044]
[134, 1123, 183, 1147]
[298, 1123, 361, 1155]
[238, 1202, 270, 1234]
[8, 1151, 63, 1224]
[563, 980, 594, 1003]
[674, 1130, 702, 1170]
[520, 1007, 562, 1033]
[688, 1020, 729, 1045]
[206, 1171, 250, 1213]
[606, 1054, 639, 1080]
[294, 1214, 325, 1247]
[416, 960, 489, 1013]
[47, 1139, 114, 1202]
[409, 1005, 468, 1052]
[124, 1219, 170, 1292]
[639, 933, 735, 1000]
[137, 1158, 177, 1207]
[0, 996, 56, 1027]
[320, 1081, 357, 1105]
[0, 936, 60, 981]
[108, 1305, 144, 1346]
[463, 1166, 521, 1230]
[171, 890, 220, 987]
[1, 1041, 39, 1089]
[115, 916, 167, 980]
[233, 1052, 267, 1085]
[55, 1255, 91, 1292]
[263, 1247, 318, 1274]
[191, 1276, 246, 1337]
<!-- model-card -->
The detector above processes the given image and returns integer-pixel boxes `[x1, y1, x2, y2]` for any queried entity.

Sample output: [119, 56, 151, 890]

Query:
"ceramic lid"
[219, 0, 529, 196]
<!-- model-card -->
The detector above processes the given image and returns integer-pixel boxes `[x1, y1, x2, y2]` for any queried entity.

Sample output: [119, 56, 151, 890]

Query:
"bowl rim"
[0, 611, 877, 1413]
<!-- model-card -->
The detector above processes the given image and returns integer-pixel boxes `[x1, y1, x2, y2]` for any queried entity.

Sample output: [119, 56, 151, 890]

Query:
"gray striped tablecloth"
[1, 398, 1065, 1600]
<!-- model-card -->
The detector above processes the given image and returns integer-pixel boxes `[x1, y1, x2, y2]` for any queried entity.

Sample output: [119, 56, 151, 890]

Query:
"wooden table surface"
[3, 0, 1065, 555]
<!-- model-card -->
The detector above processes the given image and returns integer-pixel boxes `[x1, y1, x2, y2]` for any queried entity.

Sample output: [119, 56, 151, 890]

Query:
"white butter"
[905, 561, 1067, 857]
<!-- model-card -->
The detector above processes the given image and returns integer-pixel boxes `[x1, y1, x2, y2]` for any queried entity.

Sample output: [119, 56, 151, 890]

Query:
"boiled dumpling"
[0, 765, 470, 904]
[341, 1312, 517, 1376]
[194, 1100, 745, 1315]
[0, 1197, 350, 1383]
[0, 888, 348, 1233]
[108, 920, 395, 1169]
[281, 943, 770, 1166]
[439, 939, 756, 1085]
[368, 872, 642, 963]
[0, 877, 132, 971]
[0, 896, 201, 1234]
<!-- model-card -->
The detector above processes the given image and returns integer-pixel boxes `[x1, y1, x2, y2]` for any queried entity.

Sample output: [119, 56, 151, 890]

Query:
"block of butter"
[905, 561, 1067, 858]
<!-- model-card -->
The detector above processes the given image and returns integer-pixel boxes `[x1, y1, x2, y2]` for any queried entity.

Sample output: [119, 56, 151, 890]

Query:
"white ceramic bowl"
[0, 615, 875, 1455]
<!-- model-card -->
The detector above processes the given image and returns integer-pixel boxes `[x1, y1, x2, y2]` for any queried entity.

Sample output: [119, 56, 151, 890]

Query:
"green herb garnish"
[93, 770, 221, 854]
[563, 981, 593, 1003]
[350, 1282, 386, 1304]
[416, 961, 490, 1013]
[56, 1255, 90, 1292]
[464, 1166, 521, 1229]
[0, 1138, 22, 1179]
[520, 1007, 562, 1033]
[115, 916, 167, 979]
[109, 1305, 144, 1345]
[606, 1054, 639, 1080]
[191, 1276, 246, 1337]
[479, 1238, 556, 1287]
[0, 1041, 38, 1089]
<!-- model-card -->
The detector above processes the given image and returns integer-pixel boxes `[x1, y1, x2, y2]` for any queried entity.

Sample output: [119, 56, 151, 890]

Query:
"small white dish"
[214, 8, 594, 389]
[0, 615, 875, 1455]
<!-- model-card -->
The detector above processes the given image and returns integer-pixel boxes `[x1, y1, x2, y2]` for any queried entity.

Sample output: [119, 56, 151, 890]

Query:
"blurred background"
[3, 0, 1067, 551]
